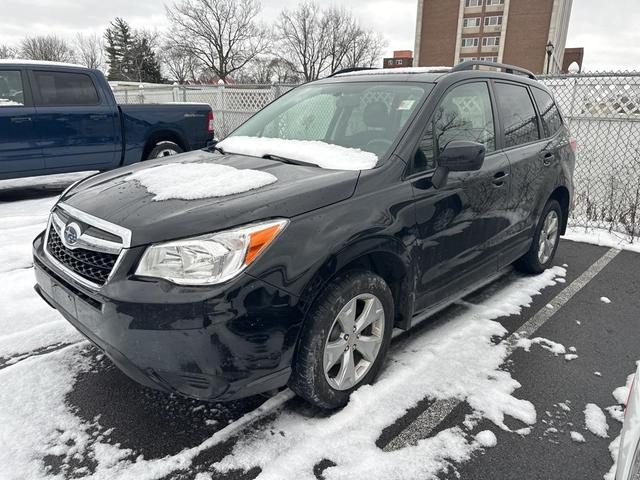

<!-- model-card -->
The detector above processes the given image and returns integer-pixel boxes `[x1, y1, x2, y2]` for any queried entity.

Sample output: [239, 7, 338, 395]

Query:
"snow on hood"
[125, 162, 277, 201]
[217, 136, 379, 170]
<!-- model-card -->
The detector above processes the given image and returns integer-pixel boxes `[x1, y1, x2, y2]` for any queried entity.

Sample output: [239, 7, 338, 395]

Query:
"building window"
[482, 37, 500, 47]
[465, 0, 482, 6]
[395, 59, 403, 65]
[484, 15, 503, 26]
[485, 0, 505, 5]
[463, 17, 481, 28]
[479, 56, 498, 62]
[461, 38, 480, 48]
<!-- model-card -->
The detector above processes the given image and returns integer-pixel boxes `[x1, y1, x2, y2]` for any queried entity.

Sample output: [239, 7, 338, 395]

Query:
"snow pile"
[125, 162, 277, 201]
[570, 431, 586, 443]
[584, 403, 609, 438]
[475, 430, 497, 448]
[612, 373, 635, 404]
[218, 136, 379, 170]
[600, 297, 612, 304]
[565, 354, 579, 361]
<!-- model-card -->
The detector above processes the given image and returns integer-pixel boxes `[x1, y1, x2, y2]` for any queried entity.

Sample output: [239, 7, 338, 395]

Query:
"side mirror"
[432, 140, 486, 189]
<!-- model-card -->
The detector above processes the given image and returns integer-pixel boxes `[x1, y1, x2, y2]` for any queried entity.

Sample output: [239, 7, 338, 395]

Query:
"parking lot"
[0, 173, 636, 480]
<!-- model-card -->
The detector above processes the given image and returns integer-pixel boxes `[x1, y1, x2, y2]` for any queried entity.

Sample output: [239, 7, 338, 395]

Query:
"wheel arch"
[549, 185, 570, 234]
[142, 129, 188, 160]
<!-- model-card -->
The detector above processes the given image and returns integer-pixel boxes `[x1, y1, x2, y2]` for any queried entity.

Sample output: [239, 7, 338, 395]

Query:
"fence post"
[172, 82, 179, 102]
[137, 83, 145, 104]
[182, 86, 187, 102]
[124, 89, 129, 104]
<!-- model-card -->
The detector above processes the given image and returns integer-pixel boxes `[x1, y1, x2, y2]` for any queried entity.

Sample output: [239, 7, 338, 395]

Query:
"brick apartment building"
[414, 0, 573, 74]
[383, 50, 414, 69]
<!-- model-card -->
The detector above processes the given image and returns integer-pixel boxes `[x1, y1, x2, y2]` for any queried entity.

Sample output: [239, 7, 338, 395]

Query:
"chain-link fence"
[111, 72, 640, 240]
[540, 72, 640, 240]
[111, 83, 296, 138]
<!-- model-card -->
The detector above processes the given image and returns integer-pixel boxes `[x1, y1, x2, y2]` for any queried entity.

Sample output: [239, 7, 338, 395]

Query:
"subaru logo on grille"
[63, 222, 81, 246]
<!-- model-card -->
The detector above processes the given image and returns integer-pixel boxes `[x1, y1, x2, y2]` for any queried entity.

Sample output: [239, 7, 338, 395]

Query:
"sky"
[0, 0, 638, 71]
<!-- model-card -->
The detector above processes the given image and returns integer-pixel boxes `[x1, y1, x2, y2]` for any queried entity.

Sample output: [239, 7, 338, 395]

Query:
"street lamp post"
[545, 41, 555, 74]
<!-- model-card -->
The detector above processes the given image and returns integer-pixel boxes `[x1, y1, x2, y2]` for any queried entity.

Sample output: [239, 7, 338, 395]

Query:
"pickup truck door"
[0, 69, 43, 177]
[28, 69, 119, 171]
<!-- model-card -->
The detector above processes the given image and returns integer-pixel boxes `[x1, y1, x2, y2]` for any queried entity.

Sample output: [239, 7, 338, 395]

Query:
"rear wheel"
[146, 141, 183, 160]
[289, 271, 394, 409]
[515, 199, 562, 274]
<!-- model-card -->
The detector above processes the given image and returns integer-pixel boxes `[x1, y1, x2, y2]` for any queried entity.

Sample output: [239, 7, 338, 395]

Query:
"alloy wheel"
[538, 210, 559, 264]
[323, 293, 385, 391]
[156, 149, 177, 158]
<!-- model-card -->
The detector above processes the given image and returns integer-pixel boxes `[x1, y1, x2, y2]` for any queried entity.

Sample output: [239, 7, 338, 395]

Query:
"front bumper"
[33, 232, 301, 401]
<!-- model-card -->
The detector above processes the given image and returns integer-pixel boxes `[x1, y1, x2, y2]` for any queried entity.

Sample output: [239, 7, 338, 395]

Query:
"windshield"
[223, 82, 430, 169]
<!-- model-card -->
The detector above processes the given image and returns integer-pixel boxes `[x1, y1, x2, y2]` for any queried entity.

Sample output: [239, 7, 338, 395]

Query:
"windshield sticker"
[398, 100, 415, 110]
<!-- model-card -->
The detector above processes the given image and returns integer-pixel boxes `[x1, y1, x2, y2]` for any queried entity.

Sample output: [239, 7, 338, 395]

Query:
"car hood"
[62, 150, 360, 247]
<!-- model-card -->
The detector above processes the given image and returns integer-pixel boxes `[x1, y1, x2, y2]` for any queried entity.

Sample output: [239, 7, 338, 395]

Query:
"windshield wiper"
[262, 154, 319, 168]
[205, 142, 225, 154]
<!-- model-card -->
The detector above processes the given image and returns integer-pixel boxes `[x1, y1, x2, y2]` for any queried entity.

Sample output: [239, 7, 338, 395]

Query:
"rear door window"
[0, 70, 25, 106]
[32, 71, 100, 106]
[531, 87, 563, 137]
[494, 82, 540, 148]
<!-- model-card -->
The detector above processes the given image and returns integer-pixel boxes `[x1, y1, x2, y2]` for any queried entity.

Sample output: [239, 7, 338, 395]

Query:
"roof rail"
[328, 67, 378, 77]
[451, 61, 536, 80]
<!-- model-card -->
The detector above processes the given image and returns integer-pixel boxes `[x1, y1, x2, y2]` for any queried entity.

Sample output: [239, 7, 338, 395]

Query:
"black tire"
[515, 199, 562, 274]
[289, 270, 394, 409]
[145, 141, 183, 160]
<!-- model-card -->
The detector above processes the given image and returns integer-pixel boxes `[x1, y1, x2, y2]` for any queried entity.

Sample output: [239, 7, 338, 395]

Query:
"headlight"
[135, 219, 288, 285]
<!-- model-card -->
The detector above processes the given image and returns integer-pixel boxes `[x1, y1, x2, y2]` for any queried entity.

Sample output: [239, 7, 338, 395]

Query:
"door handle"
[542, 152, 555, 166]
[10, 116, 31, 123]
[492, 171, 508, 187]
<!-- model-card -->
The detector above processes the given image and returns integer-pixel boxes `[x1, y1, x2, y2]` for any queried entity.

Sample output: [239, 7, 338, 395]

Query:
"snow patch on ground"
[606, 405, 625, 423]
[125, 162, 278, 201]
[571, 431, 586, 443]
[517, 336, 566, 356]
[585, 403, 609, 438]
[564, 226, 640, 253]
[600, 297, 612, 304]
[218, 136, 379, 170]
[558, 402, 571, 412]
[612, 373, 635, 404]
[565, 354, 579, 361]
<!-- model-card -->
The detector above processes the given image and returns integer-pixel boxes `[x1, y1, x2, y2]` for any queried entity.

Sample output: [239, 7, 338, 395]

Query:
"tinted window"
[532, 88, 563, 137]
[414, 82, 496, 173]
[494, 83, 540, 148]
[0, 70, 24, 106]
[33, 71, 99, 106]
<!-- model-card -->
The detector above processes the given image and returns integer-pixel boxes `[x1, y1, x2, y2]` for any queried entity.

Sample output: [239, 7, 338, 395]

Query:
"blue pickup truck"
[0, 60, 214, 180]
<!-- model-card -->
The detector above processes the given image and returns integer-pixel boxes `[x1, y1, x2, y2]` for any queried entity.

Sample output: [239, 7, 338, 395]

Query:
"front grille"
[47, 228, 118, 286]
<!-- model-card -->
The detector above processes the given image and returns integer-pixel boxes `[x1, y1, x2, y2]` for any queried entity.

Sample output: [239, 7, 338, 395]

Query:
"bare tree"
[166, 0, 268, 82]
[277, 3, 331, 82]
[0, 44, 17, 59]
[342, 31, 387, 69]
[160, 41, 202, 84]
[277, 3, 387, 81]
[75, 33, 103, 70]
[20, 35, 75, 62]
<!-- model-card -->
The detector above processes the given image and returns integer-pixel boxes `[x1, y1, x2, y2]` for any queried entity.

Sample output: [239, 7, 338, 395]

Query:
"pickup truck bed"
[0, 60, 214, 180]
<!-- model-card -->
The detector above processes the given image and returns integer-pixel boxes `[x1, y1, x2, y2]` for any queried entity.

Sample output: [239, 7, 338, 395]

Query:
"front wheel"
[515, 199, 562, 274]
[145, 141, 183, 160]
[289, 271, 394, 409]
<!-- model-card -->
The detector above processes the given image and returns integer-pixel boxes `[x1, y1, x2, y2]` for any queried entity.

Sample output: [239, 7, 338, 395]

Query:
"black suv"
[33, 61, 575, 409]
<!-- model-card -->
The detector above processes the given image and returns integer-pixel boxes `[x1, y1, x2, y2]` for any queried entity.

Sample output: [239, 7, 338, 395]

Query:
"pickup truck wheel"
[146, 141, 183, 160]
[289, 271, 393, 409]
[515, 199, 562, 274]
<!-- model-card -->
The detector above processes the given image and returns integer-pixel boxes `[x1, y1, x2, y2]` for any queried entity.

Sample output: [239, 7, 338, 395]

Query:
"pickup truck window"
[0, 70, 24, 106]
[32, 70, 100, 106]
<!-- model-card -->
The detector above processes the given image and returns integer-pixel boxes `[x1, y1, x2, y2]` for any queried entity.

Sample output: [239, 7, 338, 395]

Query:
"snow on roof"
[0, 59, 86, 68]
[218, 136, 379, 170]
[336, 66, 451, 77]
[125, 162, 277, 201]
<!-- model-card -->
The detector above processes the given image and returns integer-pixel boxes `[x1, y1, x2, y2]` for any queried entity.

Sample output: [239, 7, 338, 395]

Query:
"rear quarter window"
[531, 87, 563, 137]
[494, 82, 540, 148]
[32, 70, 100, 106]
